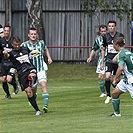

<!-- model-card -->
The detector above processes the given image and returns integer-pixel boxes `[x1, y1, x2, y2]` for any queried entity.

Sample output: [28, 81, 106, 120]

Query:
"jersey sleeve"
[117, 52, 125, 67]
[102, 36, 107, 48]
[91, 40, 99, 51]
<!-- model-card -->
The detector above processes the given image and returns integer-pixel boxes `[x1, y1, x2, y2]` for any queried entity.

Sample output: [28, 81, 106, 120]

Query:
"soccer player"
[87, 24, 107, 97]
[110, 37, 133, 117]
[3, 36, 41, 115]
[0, 25, 19, 99]
[0, 24, 4, 38]
[21, 27, 52, 113]
[100, 20, 124, 104]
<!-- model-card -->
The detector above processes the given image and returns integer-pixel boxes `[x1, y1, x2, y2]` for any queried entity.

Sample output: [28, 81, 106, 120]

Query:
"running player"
[110, 37, 133, 116]
[100, 20, 124, 104]
[0, 25, 18, 99]
[21, 27, 52, 113]
[3, 36, 41, 115]
[87, 24, 107, 97]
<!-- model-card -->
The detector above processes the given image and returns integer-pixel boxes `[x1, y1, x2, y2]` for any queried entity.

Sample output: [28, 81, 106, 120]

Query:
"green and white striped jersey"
[21, 40, 47, 72]
[92, 35, 106, 61]
[117, 49, 133, 84]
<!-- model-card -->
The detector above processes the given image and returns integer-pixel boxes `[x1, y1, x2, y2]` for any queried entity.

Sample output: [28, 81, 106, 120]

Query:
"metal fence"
[0, 0, 132, 62]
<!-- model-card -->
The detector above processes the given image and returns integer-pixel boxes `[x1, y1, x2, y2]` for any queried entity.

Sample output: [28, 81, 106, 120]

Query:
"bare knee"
[25, 87, 33, 98]
[98, 74, 104, 81]
[112, 89, 121, 98]
[40, 81, 47, 92]
[6, 75, 13, 83]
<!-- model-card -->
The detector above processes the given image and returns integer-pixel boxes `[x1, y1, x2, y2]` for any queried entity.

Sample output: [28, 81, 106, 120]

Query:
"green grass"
[0, 63, 133, 133]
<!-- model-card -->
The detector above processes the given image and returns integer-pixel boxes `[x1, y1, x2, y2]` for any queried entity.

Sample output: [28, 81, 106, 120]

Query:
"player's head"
[99, 25, 107, 36]
[28, 27, 38, 43]
[107, 20, 116, 34]
[113, 37, 125, 51]
[3, 25, 11, 38]
[12, 36, 21, 50]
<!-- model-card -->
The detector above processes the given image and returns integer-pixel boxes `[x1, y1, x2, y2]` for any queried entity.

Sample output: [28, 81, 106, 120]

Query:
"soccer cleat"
[5, 95, 11, 100]
[43, 106, 48, 113]
[105, 96, 112, 104]
[110, 113, 121, 117]
[99, 93, 106, 97]
[36, 111, 42, 116]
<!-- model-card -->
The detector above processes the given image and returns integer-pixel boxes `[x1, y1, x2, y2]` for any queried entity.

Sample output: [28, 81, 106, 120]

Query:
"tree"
[82, 0, 131, 35]
[26, 0, 45, 41]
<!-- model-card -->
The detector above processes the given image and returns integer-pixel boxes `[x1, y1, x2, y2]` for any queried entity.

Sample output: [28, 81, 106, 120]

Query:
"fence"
[0, 0, 132, 62]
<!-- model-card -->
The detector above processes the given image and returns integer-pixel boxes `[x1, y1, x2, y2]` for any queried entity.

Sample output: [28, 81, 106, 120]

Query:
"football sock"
[42, 92, 49, 107]
[9, 76, 18, 91]
[28, 95, 40, 111]
[2, 82, 10, 96]
[105, 80, 111, 97]
[112, 98, 120, 114]
[98, 81, 106, 94]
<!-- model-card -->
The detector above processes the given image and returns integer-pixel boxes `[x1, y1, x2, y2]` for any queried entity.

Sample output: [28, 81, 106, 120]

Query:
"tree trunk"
[26, 0, 45, 41]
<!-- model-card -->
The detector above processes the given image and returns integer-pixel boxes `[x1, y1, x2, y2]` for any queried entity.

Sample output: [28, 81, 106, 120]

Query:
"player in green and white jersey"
[21, 27, 52, 113]
[87, 25, 107, 97]
[110, 37, 133, 117]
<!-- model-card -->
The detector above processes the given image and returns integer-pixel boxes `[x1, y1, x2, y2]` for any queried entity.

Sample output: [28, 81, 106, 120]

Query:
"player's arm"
[113, 66, 124, 85]
[100, 46, 106, 70]
[112, 54, 118, 63]
[45, 47, 52, 64]
[87, 50, 95, 63]
[100, 36, 107, 70]
[3, 50, 10, 58]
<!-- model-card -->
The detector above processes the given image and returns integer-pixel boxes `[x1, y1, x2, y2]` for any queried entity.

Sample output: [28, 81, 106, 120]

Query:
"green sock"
[98, 81, 106, 94]
[112, 98, 120, 114]
[42, 92, 49, 107]
[34, 93, 37, 99]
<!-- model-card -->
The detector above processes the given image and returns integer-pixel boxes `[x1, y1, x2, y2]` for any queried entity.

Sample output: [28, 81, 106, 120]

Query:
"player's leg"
[25, 87, 41, 115]
[28, 70, 38, 106]
[19, 72, 41, 115]
[98, 73, 106, 97]
[104, 62, 113, 103]
[1, 65, 11, 99]
[37, 71, 49, 113]
[7, 68, 19, 94]
[96, 61, 106, 97]
[110, 80, 125, 116]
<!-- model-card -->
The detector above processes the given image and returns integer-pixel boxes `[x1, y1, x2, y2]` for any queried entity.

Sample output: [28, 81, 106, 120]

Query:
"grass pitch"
[0, 63, 133, 133]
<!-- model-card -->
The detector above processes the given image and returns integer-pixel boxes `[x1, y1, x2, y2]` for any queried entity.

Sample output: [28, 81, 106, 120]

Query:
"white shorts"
[37, 70, 47, 83]
[96, 58, 106, 75]
[96, 65, 106, 75]
[116, 79, 133, 98]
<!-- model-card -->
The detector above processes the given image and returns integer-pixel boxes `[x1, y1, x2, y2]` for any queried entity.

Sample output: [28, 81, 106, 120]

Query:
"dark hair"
[113, 37, 125, 47]
[28, 27, 37, 33]
[4, 25, 11, 29]
[12, 36, 21, 43]
[99, 25, 107, 31]
[108, 20, 116, 26]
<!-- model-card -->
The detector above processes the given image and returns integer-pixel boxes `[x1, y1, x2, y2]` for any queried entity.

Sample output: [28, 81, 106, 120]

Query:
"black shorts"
[18, 69, 36, 91]
[1, 62, 15, 77]
[105, 62, 118, 75]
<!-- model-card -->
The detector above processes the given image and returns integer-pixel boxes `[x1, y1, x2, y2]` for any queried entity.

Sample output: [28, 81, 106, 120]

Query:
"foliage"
[82, 0, 131, 23]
